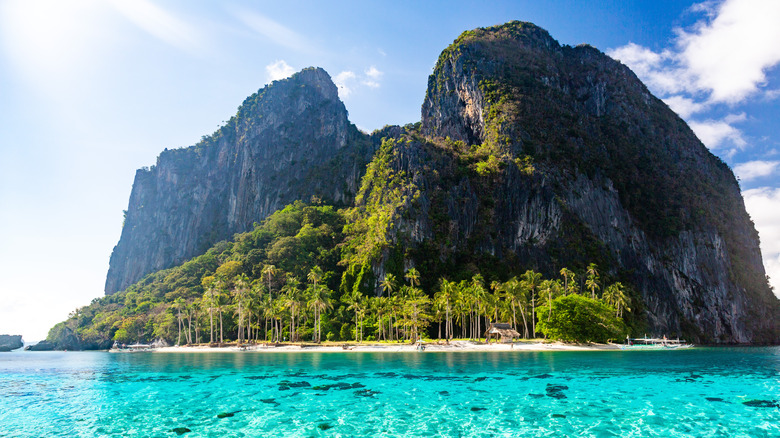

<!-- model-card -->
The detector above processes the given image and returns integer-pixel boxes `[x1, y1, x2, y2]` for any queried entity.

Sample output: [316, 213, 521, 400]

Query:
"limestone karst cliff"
[352, 21, 777, 342]
[105, 68, 374, 294]
[92, 21, 780, 346]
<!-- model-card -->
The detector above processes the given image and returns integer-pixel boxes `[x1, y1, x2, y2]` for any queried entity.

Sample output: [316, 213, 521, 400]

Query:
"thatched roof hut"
[485, 323, 521, 343]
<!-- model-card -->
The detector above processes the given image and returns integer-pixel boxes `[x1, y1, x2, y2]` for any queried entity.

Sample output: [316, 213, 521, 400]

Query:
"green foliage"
[340, 138, 418, 295]
[339, 323, 354, 341]
[55, 201, 346, 345]
[537, 295, 627, 343]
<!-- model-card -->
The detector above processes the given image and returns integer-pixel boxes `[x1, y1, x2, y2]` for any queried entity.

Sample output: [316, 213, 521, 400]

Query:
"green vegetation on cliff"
[48, 20, 780, 348]
[49, 143, 639, 348]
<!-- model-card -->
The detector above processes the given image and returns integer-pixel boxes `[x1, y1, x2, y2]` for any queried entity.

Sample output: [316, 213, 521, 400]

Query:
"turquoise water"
[2, 348, 780, 437]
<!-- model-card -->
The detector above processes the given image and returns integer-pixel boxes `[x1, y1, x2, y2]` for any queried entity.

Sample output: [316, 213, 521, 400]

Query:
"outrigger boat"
[109, 341, 155, 352]
[621, 336, 693, 350]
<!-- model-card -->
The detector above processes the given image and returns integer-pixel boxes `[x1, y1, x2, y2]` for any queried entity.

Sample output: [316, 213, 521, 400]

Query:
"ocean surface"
[2, 347, 779, 437]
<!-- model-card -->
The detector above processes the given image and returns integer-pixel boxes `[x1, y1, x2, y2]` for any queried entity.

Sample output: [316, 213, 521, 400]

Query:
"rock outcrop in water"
[355, 21, 778, 343]
[105, 68, 374, 294]
[0, 334, 23, 351]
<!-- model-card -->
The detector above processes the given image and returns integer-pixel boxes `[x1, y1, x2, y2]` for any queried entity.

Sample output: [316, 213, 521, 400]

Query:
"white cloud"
[609, 43, 690, 95]
[332, 67, 383, 98]
[334, 71, 357, 98]
[362, 66, 383, 88]
[266, 60, 295, 82]
[232, 9, 307, 52]
[677, 0, 780, 104]
[109, 0, 203, 54]
[733, 160, 780, 182]
[365, 66, 382, 79]
[688, 114, 747, 149]
[663, 95, 707, 118]
[608, 0, 780, 111]
[743, 187, 780, 297]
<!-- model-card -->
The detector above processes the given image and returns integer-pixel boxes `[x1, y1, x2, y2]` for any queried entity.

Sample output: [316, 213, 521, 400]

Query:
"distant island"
[43, 21, 780, 351]
[0, 335, 23, 352]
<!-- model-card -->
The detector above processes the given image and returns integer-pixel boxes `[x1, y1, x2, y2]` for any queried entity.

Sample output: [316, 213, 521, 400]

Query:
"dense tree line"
[52, 202, 633, 346]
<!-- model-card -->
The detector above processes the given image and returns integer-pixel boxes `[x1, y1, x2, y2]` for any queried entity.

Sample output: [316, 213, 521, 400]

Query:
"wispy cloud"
[333, 67, 383, 99]
[743, 187, 780, 297]
[362, 66, 383, 88]
[266, 60, 295, 82]
[232, 9, 307, 52]
[687, 113, 747, 150]
[109, 0, 203, 54]
[734, 160, 780, 182]
[662, 95, 707, 118]
[334, 71, 357, 98]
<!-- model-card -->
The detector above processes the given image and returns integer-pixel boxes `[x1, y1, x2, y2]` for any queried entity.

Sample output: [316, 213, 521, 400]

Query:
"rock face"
[105, 68, 374, 294]
[25, 340, 55, 351]
[101, 22, 780, 343]
[0, 334, 23, 351]
[369, 21, 779, 343]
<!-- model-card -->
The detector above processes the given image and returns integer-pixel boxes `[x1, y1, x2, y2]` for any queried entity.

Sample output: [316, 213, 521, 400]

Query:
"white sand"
[152, 340, 621, 354]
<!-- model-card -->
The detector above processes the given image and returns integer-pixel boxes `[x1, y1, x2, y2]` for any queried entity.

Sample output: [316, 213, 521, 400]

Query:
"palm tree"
[521, 270, 543, 338]
[373, 296, 389, 341]
[470, 275, 487, 340]
[454, 280, 471, 339]
[281, 275, 302, 342]
[586, 263, 600, 299]
[505, 277, 529, 338]
[233, 274, 250, 344]
[262, 265, 278, 297]
[380, 273, 397, 297]
[434, 279, 456, 341]
[559, 268, 576, 295]
[307, 266, 324, 293]
[202, 277, 218, 344]
[308, 284, 332, 343]
[405, 287, 431, 342]
[306, 267, 323, 342]
[539, 279, 563, 322]
[184, 299, 194, 344]
[173, 297, 185, 345]
[603, 282, 631, 318]
[247, 280, 264, 342]
[344, 289, 365, 342]
[214, 278, 228, 344]
[405, 268, 420, 288]
[431, 293, 445, 340]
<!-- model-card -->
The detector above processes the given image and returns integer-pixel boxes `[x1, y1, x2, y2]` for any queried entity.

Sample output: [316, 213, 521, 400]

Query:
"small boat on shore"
[109, 342, 156, 352]
[621, 336, 693, 350]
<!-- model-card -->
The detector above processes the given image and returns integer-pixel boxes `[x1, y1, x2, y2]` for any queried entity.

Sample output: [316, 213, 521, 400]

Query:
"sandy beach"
[152, 340, 622, 354]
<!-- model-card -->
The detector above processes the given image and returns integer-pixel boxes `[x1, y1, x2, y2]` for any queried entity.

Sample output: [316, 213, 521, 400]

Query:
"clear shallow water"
[2, 348, 780, 437]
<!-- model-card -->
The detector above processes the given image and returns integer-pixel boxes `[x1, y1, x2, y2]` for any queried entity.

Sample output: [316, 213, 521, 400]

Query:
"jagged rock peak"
[422, 20, 614, 145]
[241, 67, 341, 111]
[104, 67, 374, 294]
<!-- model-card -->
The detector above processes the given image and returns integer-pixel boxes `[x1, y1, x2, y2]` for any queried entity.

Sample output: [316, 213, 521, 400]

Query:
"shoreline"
[147, 340, 624, 354]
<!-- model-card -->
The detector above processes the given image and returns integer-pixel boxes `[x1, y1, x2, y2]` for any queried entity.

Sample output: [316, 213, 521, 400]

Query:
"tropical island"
[41, 21, 780, 351]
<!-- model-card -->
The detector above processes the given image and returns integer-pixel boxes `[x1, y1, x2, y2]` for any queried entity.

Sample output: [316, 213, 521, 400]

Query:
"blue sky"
[1, 0, 779, 341]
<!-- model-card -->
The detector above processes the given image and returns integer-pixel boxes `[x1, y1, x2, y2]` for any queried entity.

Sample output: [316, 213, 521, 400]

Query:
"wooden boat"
[621, 336, 693, 350]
